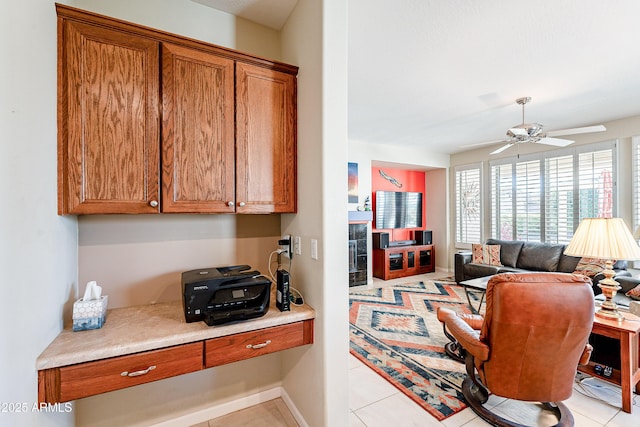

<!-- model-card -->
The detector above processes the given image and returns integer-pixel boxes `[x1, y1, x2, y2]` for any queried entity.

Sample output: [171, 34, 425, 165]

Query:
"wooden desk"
[577, 312, 640, 413]
[37, 300, 315, 404]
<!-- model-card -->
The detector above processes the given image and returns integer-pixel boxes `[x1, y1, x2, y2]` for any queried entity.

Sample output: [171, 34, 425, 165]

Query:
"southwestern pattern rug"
[349, 280, 475, 421]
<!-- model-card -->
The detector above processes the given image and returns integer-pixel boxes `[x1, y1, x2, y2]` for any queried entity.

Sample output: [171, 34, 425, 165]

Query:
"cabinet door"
[236, 63, 297, 213]
[59, 21, 160, 214]
[161, 43, 235, 212]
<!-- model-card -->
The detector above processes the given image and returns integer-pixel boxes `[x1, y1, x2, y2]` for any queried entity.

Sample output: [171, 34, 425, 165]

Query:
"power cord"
[267, 248, 304, 306]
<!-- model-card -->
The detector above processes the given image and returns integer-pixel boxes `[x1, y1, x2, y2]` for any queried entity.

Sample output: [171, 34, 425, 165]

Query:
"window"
[455, 164, 481, 247]
[490, 141, 616, 244]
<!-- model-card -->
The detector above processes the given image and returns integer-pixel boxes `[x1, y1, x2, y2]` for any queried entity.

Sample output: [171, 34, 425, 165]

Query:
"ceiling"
[195, 0, 640, 155]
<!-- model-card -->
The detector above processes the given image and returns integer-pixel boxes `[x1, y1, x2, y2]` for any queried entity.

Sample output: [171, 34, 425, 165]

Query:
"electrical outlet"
[280, 235, 292, 259]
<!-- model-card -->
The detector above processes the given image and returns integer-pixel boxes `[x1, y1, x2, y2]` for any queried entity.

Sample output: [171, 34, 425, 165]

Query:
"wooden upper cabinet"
[58, 20, 160, 214]
[56, 5, 297, 215]
[236, 63, 297, 213]
[161, 44, 235, 213]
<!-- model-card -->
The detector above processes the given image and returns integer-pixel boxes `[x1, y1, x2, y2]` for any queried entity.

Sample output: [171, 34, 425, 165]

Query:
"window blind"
[455, 165, 482, 247]
[544, 155, 573, 243]
[490, 141, 616, 244]
[491, 163, 513, 240]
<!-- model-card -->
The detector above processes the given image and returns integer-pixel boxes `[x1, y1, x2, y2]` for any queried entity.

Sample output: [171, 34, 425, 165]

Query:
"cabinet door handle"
[227, 201, 234, 207]
[238, 202, 246, 207]
[246, 340, 271, 350]
[121, 365, 156, 377]
[149, 200, 159, 208]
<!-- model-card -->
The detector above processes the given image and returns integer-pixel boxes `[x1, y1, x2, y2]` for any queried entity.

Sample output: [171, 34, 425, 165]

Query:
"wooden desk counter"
[37, 300, 315, 404]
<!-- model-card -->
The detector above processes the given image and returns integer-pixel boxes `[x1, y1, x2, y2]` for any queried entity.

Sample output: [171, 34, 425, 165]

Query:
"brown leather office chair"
[438, 273, 595, 427]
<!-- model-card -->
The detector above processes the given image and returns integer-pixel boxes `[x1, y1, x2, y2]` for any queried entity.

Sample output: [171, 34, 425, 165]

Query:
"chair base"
[442, 323, 465, 363]
[461, 376, 574, 427]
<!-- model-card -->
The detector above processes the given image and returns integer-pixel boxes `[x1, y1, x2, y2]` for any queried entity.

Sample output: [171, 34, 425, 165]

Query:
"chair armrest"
[579, 344, 593, 366]
[455, 251, 472, 283]
[437, 307, 489, 362]
[456, 313, 484, 330]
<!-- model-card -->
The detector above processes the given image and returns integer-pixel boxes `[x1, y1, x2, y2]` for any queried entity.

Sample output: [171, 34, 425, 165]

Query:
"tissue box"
[72, 296, 108, 331]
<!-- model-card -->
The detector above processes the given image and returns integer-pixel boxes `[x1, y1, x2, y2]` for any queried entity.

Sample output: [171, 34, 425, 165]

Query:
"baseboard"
[281, 387, 309, 427]
[150, 386, 307, 427]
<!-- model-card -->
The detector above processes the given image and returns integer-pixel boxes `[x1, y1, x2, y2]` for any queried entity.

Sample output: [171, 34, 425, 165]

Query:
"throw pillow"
[626, 284, 640, 300]
[472, 244, 502, 266]
[573, 258, 612, 278]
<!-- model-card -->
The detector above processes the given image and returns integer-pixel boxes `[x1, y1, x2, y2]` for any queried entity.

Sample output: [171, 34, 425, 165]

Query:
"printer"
[182, 265, 272, 326]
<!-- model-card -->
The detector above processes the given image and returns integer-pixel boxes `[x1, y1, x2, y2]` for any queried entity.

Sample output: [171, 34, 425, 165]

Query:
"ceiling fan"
[466, 97, 606, 155]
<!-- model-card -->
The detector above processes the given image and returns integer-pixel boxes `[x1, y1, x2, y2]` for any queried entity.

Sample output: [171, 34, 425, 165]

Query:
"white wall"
[425, 168, 449, 271]
[280, 1, 350, 426]
[78, 215, 282, 309]
[1, 1, 77, 426]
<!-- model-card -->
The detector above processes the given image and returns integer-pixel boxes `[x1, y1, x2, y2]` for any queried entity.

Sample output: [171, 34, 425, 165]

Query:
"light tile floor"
[349, 353, 640, 427]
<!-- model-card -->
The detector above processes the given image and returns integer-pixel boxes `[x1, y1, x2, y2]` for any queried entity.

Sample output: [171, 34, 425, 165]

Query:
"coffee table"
[460, 276, 490, 314]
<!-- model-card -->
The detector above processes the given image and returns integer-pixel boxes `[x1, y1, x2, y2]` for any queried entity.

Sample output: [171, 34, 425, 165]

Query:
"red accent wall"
[372, 167, 426, 242]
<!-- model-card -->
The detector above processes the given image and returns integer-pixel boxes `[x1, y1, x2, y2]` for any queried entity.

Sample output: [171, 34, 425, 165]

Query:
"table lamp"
[564, 218, 640, 320]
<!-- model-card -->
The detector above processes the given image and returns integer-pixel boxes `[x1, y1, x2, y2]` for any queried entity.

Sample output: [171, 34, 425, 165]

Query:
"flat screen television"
[375, 191, 423, 229]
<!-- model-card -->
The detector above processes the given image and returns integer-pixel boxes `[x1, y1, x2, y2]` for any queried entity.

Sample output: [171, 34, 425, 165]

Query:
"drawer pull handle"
[246, 340, 271, 350]
[121, 365, 156, 377]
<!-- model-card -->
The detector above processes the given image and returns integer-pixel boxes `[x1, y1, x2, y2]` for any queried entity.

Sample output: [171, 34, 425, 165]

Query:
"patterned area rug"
[349, 280, 474, 421]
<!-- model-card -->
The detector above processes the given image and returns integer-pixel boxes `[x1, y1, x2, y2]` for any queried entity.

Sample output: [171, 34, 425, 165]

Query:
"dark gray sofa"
[455, 238, 630, 295]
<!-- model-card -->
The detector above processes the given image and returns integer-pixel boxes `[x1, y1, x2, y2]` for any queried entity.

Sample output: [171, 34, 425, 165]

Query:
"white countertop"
[36, 299, 315, 370]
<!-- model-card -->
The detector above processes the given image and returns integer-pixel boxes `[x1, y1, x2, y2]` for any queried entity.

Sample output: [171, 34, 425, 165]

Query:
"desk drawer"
[40, 342, 203, 403]
[205, 320, 313, 368]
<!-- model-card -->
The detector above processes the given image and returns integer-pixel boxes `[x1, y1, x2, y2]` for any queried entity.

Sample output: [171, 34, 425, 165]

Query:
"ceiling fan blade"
[538, 137, 574, 147]
[460, 139, 506, 149]
[546, 125, 606, 137]
[490, 143, 514, 155]
[507, 127, 529, 137]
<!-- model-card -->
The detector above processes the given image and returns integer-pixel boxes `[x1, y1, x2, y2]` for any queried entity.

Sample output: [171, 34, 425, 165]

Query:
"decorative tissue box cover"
[72, 296, 108, 331]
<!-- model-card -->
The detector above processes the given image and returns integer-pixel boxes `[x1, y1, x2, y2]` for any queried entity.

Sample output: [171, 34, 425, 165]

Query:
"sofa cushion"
[486, 239, 524, 268]
[573, 258, 611, 278]
[516, 242, 564, 271]
[471, 244, 502, 266]
[626, 284, 640, 301]
[463, 263, 502, 279]
[557, 253, 581, 273]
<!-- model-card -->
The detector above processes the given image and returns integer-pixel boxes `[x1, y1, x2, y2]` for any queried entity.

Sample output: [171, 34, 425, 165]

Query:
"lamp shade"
[564, 217, 640, 260]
